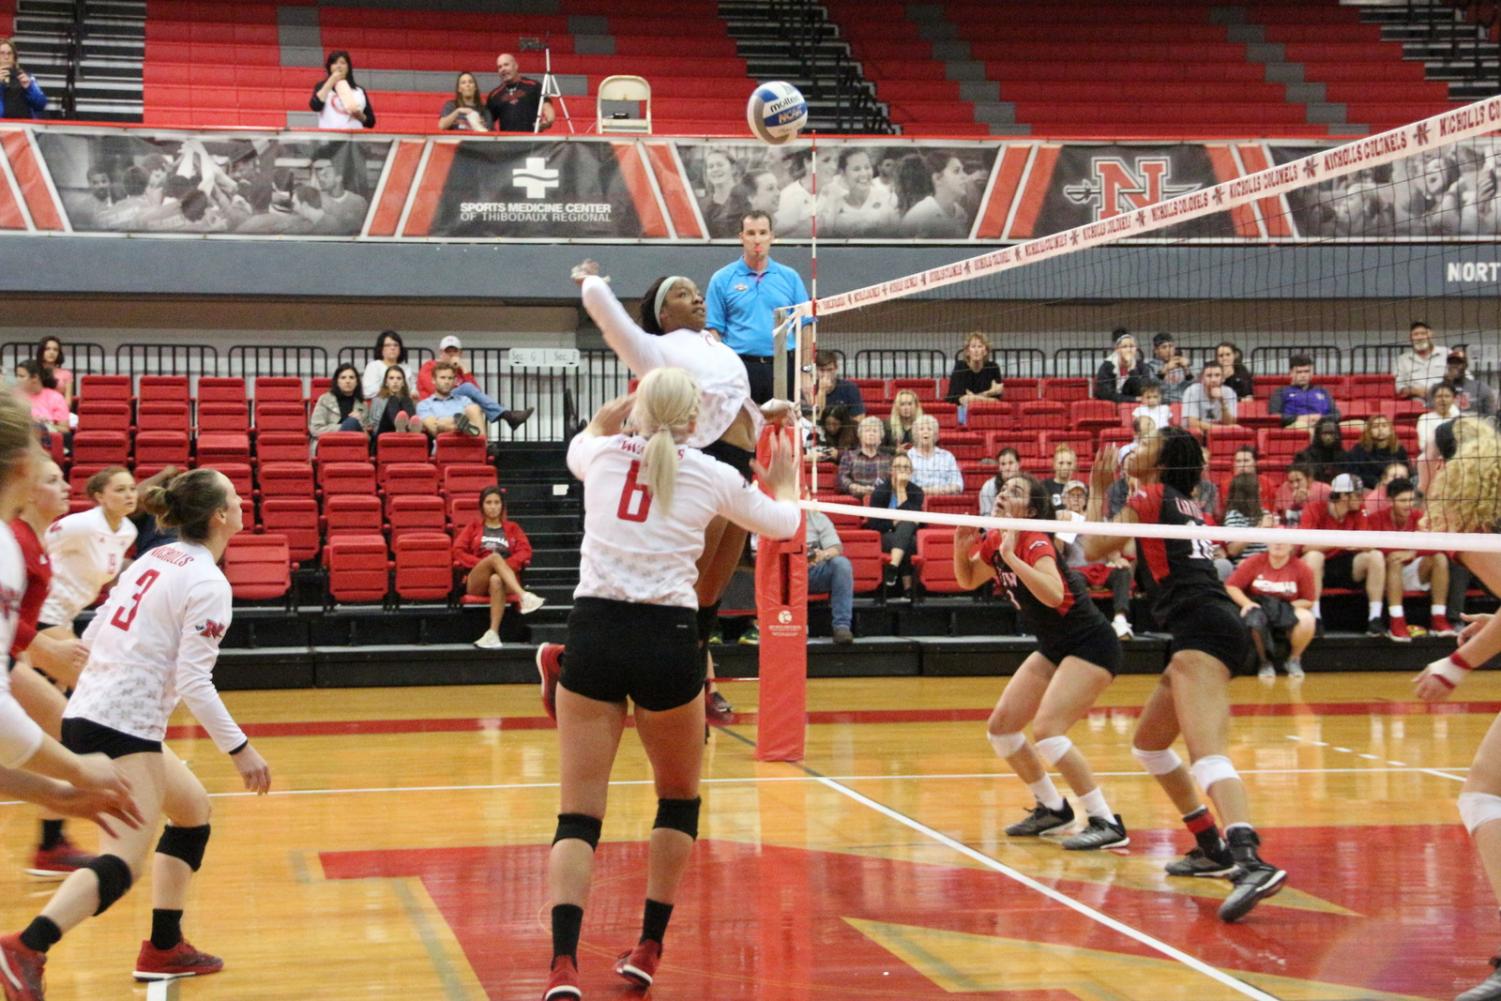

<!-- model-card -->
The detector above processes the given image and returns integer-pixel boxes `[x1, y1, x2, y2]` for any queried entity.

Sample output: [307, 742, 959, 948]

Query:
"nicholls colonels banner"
[0, 122, 1495, 243]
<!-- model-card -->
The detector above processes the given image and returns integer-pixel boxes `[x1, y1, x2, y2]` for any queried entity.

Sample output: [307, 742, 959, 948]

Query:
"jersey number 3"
[616, 460, 652, 523]
[110, 569, 160, 631]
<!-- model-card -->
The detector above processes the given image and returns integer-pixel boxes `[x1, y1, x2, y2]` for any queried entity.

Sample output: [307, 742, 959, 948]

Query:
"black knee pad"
[88, 854, 133, 915]
[553, 813, 602, 850]
[156, 823, 211, 872]
[654, 797, 701, 840]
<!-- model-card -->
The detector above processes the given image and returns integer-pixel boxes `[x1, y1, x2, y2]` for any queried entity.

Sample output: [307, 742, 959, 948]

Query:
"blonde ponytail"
[631, 367, 701, 516]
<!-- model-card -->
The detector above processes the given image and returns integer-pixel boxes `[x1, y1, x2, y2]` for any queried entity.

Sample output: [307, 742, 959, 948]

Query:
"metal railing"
[62, 0, 85, 120]
[764, 0, 892, 133]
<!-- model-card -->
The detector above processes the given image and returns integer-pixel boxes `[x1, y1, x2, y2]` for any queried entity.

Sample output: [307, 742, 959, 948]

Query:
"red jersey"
[974, 530, 1104, 641]
[1127, 482, 1232, 624]
[1299, 499, 1367, 557]
[1227, 554, 1315, 603]
[1367, 506, 1435, 557]
[9, 518, 50, 659]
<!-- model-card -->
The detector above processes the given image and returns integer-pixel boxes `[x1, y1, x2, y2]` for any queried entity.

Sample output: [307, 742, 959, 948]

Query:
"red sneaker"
[26, 839, 94, 879]
[614, 939, 661, 988]
[542, 955, 581, 1000]
[535, 644, 564, 721]
[133, 940, 223, 981]
[1431, 614, 1457, 637]
[0, 933, 45, 1001]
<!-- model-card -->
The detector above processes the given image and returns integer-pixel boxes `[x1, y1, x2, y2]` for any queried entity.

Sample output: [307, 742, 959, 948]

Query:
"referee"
[704, 210, 810, 405]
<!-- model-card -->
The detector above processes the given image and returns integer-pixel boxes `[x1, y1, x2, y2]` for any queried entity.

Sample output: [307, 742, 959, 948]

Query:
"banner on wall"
[32, 131, 392, 236]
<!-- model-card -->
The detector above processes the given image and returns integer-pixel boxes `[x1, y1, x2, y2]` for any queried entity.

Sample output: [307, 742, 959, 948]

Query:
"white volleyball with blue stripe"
[746, 81, 808, 145]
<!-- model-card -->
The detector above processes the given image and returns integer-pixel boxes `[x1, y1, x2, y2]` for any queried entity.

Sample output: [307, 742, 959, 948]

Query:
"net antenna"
[519, 35, 575, 135]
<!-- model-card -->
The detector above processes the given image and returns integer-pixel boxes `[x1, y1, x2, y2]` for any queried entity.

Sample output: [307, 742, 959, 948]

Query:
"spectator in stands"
[1274, 463, 1328, 528]
[1041, 445, 1076, 511]
[897, 151, 973, 239]
[887, 389, 922, 449]
[698, 147, 746, 239]
[978, 446, 1021, 515]
[705, 209, 810, 405]
[811, 404, 857, 463]
[455, 485, 543, 649]
[310, 50, 373, 130]
[0, 38, 46, 119]
[487, 52, 553, 133]
[127, 465, 181, 557]
[838, 416, 891, 498]
[13, 358, 67, 440]
[1369, 477, 1454, 642]
[823, 148, 898, 238]
[310, 363, 370, 439]
[1293, 416, 1349, 484]
[417, 336, 533, 431]
[313, 157, 369, 231]
[1146, 332, 1193, 403]
[1180, 361, 1238, 437]
[361, 330, 416, 400]
[869, 453, 923, 593]
[1417, 380, 1461, 456]
[1300, 472, 1386, 636]
[416, 360, 485, 437]
[1346, 414, 1409, 488]
[1440, 346, 1496, 417]
[1270, 354, 1337, 429]
[1394, 320, 1448, 400]
[1216, 341, 1255, 400]
[1225, 538, 1315, 682]
[1232, 444, 1259, 480]
[1056, 480, 1135, 640]
[1221, 473, 1273, 569]
[369, 366, 420, 436]
[944, 332, 1004, 409]
[439, 71, 493, 132]
[906, 416, 962, 495]
[1092, 330, 1148, 403]
[1131, 382, 1173, 432]
[812, 351, 864, 415]
[806, 510, 855, 644]
[35, 336, 72, 406]
[1193, 445, 1224, 534]
[1363, 461, 1411, 517]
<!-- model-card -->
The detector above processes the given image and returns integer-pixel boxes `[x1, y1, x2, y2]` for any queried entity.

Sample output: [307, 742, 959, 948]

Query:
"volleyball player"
[952, 476, 1127, 850]
[37, 466, 138, 671]
[1410, 417, 1501, 1001]
[0, 469, 272, 1000]
[541, 369, 799, 1000]
[538, 260, 762, 722]
[1085, 426, 1286, 922]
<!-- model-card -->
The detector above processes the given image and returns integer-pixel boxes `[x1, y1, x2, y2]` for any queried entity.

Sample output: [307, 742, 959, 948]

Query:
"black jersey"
[977, 529, 1107, 641]
[1127, 482, 1234, 626]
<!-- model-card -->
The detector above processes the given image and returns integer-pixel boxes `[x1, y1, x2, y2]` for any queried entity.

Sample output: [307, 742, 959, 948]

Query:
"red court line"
[166, 698, 1501, 740]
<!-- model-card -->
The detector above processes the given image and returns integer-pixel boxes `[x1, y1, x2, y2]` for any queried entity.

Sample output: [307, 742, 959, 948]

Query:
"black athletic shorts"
[701, 438, 755, 483]
[1323, 552, 1358, 589]
[563, 596, 704, 711]
[61, 717, 162, 759]
[1038, 620, 1122, 676]
[1165, 598, 1253, 675]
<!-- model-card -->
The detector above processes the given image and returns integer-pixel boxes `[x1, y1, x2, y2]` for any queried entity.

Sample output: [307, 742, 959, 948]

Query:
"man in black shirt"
[486, 52, 555, 133]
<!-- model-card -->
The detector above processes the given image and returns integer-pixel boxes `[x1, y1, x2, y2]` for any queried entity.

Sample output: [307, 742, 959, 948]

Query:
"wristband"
[229, 740, 249, 756]
[1427, 653, 1473, 690]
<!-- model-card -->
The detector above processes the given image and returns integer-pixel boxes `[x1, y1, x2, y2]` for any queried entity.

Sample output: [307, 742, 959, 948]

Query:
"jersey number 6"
[616, 460, 652, 523]
[110, 569, 161, 632]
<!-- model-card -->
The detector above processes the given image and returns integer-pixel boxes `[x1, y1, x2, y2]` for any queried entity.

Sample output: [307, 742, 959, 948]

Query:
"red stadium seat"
[254, 402, 307, 434]
[223, 533, 291, 602]
[375, 432, 430, 471]
[1259, 428, 1310, 465]
[196, 432, 251, 466]
[389, 494, 447, 545]
[840, 529, 886, 595]
[1043, 378, 1090, 403]
[326, 537, 390, 605]
[1071, 399, 1121, 432]
[324, 493, 383, 541]
[135, 431, 190, 468]
[892, 378, 940, 402]
[71, 431, 130, 466]
[381, 462, 438, 514]
[448, 494, 478, 528]
[1207, 425, 1256, 454]
[137, 375, 189, 406]
[79, 375, 132, 406]
[926, 494, 979, 516]
[197, 401, 250, 434]
[319, 461, 377, 498]
[216, 462, 254, 499]
[254, 432, 308, 465]
[136, 401, 189, 433]
[432, 433, 488, 470]
[441, 463, 498, 501]
[1003, 379, 1041, 403]
[253, 377, 304, 405]
[197, 377, 248, 407]
[76, 401, 133, 435]
[1018, 401, 1066, 430]
[313, 431, 369, 466]
[914, 528, 970, 596]
[393, 532, 454, 603]
[1350, 373, 1394, 399]
[963, 402, 1013, 430]
[258, 461, 314, 499]
[68, 465, 107, 498]
[259, 497, 320, 562]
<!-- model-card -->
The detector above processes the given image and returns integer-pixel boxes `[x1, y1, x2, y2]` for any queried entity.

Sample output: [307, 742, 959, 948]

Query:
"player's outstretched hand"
[752, 432, 798, 502]
[1459, 612, 1493, 644]
[571, 259, 605, 285]
[1413, 659, 1460, 703]
[1090, 444, 1117, 494]
[953, 525, 979, 551]
[47, 774, 144, 837]
[232, 744, 272, 795]
[587, 394, 635, 438]
[758, 399, 798, 427]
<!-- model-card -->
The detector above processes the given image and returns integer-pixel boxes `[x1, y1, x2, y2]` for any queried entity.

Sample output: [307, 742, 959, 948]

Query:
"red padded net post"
[753, 421, 807, 762]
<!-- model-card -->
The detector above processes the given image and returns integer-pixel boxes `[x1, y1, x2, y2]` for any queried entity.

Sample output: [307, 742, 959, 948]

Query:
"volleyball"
[746, 81, 808, 145]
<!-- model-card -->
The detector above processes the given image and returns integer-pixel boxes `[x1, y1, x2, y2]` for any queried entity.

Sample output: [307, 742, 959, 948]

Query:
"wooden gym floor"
[0, 669, 1491, 1000]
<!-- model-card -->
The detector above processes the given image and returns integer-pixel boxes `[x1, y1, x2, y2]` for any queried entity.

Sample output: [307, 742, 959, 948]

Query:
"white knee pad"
[1034, 735, 1073, 766]
[987, 731, 1026, 758]
[1458, 792, 1501, 835]
[1131, 745, 1182, 776]
[1189, 754, 1239, 793]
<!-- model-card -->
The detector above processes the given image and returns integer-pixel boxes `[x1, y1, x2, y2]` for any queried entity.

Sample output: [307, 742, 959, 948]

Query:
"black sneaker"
[1457, 957, 1501, 1001]
[1163, 845, 1238, 878]
[501, 407, 535, 431]
[1218, 829, 1287, 922]
[1005, 800, 1075, 837]
[1061, 814, 1129, 850]
[1366, 617, 1385, 637]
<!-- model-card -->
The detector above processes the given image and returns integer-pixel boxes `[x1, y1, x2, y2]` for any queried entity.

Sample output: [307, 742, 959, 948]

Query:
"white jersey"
[65, 541, 246, 753]
[0, 522, 43, 768]
[581, 275, 757, 448]
[569, 433, 800, 608]
[40, 507, 137, 627]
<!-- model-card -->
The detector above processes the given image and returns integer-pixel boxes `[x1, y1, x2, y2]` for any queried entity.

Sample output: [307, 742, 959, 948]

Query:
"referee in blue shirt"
[704, 210, 811, 405]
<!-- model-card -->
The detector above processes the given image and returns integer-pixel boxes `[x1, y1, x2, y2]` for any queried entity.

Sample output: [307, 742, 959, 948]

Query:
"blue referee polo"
[704, 256, 809, 357]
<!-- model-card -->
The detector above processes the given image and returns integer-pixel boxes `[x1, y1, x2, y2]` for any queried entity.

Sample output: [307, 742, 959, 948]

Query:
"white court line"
[1286, 733, 1467, 784]
[814, 775, 1280, 1001]
[146, 978, 176, 1001]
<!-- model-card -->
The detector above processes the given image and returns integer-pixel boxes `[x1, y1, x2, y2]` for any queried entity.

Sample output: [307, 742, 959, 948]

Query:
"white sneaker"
[1285, 658, 1305, 681]
[518, 591, 546, 616]
[1112, 617, 1133, 640]
[1257, 663, 1276, 683]
[473, 630, 503, 649]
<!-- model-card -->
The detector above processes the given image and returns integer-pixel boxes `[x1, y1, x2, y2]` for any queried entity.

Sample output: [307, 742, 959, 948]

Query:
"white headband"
[654, 276, 690, 330]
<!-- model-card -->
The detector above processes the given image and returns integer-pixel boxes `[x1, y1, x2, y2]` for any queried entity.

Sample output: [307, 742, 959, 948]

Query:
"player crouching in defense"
[0, 469, 272, 1001]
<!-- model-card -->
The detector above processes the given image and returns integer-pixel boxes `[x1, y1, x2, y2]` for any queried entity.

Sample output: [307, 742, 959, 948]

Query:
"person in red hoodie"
[1368, 476, 1454, 642]
[453, 486, 543, 649]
